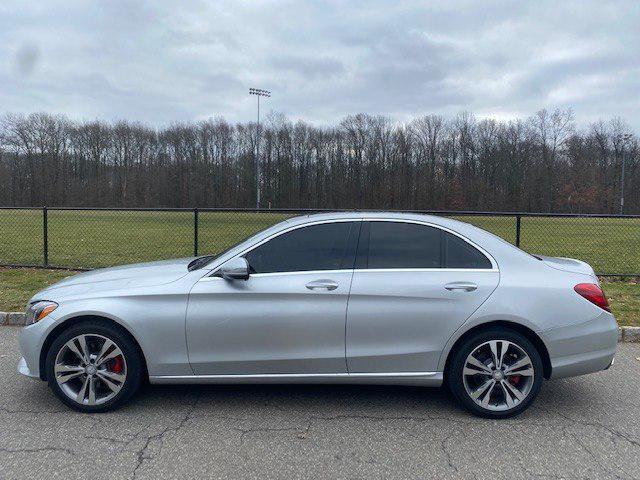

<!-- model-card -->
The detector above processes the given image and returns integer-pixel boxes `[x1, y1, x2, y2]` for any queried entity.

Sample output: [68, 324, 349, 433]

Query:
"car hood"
[537, 255, 597, 277]
[33, 258, 195, 301]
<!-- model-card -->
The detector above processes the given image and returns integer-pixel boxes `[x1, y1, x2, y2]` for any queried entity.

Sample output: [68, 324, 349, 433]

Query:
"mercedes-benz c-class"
[18, 212, 618, 418]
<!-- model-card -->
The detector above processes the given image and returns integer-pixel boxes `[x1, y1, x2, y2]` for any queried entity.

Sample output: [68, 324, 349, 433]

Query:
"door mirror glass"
[219, 257, 250, 280]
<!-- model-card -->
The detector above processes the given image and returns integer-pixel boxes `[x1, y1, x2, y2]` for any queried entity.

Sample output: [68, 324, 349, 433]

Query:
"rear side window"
[245, 222, 356, 274]
[357, 221, 492, 270]
[443, 231, 493, 269]
[364, 222, 442, 269]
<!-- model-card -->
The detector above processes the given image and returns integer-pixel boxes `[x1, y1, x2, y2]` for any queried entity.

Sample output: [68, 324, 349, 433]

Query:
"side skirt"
[148, 371, 443, 387]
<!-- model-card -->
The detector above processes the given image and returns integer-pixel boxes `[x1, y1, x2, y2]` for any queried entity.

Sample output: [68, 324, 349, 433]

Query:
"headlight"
[25, 301, 58, 325]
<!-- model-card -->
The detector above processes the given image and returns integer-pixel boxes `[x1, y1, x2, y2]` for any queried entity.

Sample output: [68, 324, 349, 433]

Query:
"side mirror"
[219, 257, 250, 281]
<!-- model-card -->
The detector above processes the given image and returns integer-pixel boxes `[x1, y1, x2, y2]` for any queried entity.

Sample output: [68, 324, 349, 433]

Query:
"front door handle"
[444, 281, 478, 292]
[305, 279, 339, 291]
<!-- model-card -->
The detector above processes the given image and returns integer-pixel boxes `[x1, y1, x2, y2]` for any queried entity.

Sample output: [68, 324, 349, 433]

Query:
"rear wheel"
[447, 328, 543, 418]
[45, 321, 143, 412]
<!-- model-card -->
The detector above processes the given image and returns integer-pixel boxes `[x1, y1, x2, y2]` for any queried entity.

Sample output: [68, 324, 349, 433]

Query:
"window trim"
[207, 217, 498, 279]
[353, 267, 497, 273]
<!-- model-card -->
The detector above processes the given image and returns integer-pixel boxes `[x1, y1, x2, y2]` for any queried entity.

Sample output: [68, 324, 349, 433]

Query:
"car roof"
[283, 211, 471, 230]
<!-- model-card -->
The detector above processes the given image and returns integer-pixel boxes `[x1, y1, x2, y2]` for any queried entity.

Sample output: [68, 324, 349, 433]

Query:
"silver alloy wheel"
[462, 340, 534, 412]
[54, 334, 127, 406]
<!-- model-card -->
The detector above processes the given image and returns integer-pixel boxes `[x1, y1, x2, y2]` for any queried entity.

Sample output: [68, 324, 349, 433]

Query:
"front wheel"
[45, 321, 143, 412]
[447, 328, 543, 419]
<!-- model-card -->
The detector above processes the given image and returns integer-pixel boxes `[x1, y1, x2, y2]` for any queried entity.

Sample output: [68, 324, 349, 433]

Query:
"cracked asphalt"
[1, 327, 639, 480]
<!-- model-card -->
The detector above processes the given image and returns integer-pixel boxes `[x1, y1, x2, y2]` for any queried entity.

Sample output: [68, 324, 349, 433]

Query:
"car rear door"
[186, 220, 360, 375]
[346, 220, 499, 374]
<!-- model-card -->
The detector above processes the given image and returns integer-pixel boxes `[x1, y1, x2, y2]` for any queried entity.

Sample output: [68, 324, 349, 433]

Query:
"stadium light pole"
[249, 88, 271, 209]
[620, 133, 633, 214]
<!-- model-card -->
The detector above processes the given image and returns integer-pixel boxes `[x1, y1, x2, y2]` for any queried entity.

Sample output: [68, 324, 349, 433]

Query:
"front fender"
[23, 291, 193, 379]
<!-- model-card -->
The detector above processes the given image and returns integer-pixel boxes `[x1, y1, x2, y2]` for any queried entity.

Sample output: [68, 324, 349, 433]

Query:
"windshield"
[187, 255, 217, 271]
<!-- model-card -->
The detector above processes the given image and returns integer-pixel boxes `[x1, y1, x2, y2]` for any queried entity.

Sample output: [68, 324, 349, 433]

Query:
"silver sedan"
[17, 212, 618, 418]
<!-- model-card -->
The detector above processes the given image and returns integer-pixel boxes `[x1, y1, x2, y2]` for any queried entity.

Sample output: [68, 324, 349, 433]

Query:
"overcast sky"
[1, 0, 639, 129]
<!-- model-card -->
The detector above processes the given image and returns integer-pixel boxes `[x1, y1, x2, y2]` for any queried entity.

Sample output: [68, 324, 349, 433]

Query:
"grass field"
[0, 268, 76, 312]
[0, 268, 637, 326]
[0, 209, 639, 274]
[0, 209, 292, 268]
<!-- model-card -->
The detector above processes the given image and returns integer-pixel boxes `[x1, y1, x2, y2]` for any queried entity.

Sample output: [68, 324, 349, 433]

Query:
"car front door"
[346, 220, 499, 374]
[186, 220, 360, 375]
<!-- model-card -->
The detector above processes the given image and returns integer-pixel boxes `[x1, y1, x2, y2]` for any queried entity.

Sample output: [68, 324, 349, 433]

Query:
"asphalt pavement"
[1, 326, 639, 480]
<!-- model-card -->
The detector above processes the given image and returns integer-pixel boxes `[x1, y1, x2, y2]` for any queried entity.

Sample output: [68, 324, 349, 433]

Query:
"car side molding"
[149, 371, 444, 386]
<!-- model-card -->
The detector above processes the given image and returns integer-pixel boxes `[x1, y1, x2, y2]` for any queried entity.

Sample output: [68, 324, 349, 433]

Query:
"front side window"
[244, 222, 356, 274]
[358, 221, 492, 269]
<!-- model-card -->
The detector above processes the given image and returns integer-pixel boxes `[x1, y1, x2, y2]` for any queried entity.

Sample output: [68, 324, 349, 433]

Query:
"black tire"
[45, 320, 144, 413]
[447, 327, 544, 419]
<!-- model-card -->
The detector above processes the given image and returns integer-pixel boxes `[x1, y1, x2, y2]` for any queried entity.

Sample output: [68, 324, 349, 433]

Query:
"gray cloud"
[0, 0, 638, 129]
[14, 44, 40, 76]
[270, 55, 345, 80]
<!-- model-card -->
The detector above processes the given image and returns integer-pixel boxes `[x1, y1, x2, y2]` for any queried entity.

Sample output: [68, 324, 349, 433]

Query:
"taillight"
[574, 283, 610, 312]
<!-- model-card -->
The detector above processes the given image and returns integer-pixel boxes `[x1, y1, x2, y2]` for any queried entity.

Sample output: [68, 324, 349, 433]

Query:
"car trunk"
[536, 255, 597, 278]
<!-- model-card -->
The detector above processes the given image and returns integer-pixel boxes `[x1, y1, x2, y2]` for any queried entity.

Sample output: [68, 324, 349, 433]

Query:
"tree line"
[0, 109, 637, 213]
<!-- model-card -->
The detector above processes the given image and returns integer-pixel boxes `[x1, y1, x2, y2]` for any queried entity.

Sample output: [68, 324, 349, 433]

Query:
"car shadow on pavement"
[115, 378, 598, 420]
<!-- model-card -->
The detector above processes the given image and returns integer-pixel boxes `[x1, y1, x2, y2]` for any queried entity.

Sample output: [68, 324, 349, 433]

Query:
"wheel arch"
[442, 320, 552, 381]
[39, 314, 149, 381]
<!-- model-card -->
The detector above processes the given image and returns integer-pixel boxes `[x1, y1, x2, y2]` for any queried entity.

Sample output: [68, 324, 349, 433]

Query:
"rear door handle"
[444, 281, 478, 292]
[305, 279, 339, 291]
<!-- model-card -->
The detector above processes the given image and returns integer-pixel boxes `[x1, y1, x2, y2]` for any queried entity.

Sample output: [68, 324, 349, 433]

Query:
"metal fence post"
[515, 215, 521, 248]
[193, 208, 199, 257]
[43, 206, 49, 266]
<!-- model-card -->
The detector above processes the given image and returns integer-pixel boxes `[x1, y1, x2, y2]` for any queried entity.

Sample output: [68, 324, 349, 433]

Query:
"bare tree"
[0, 110, 637, 213]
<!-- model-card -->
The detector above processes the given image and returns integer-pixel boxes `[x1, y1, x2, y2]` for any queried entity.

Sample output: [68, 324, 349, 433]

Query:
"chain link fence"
[0, 207, 638, 275]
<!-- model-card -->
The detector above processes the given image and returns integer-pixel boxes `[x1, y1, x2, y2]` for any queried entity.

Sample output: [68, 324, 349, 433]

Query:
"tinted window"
[245, 222, 355, 274]
[444, 232, 492, 269]
[365, 222, 442, 269]
[358, 221, 493, 270]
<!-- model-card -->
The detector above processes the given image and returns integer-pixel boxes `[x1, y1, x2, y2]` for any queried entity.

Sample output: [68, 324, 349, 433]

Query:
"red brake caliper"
[509, 375, 521, 385]
[111, 356, 124, 374]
